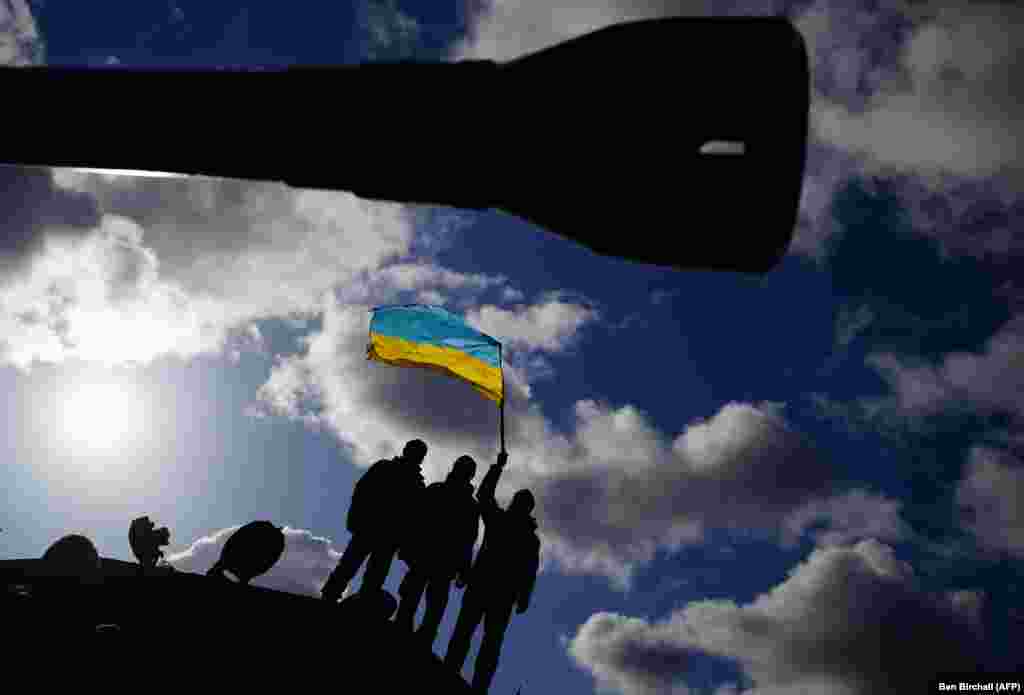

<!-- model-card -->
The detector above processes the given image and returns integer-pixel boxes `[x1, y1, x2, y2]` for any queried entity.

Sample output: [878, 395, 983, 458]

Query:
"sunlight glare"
[60, 380, 148, 454]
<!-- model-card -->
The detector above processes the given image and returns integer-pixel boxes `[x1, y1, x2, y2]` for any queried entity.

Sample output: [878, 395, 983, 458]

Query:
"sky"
[2, 0, 1023, 692]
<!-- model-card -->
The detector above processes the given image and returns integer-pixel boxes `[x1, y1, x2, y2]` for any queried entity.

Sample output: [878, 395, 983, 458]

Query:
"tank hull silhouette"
[0, 16, 808, 274]
[1, 557, 472, 691]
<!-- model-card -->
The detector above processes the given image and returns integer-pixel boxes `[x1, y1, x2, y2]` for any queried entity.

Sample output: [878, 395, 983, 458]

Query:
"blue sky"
[2, 1, 1023, 692]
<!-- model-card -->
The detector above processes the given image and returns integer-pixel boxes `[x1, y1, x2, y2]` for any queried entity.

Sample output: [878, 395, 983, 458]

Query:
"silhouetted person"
[207, 521, 285, 584]
[444, 453, 540, 693]
[394, 455, 480, 648]
[321, 439, 428, 602]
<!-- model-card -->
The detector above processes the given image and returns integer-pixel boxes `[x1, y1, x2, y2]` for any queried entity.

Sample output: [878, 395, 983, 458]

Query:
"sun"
[60, 380, 147, 453]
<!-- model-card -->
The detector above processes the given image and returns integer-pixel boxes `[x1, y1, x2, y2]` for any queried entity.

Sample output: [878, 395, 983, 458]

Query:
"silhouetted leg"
[445, 587, 485, 674]
[361, 541, 399, 593]
[471, 598, 515, 694]
[322, 534, 372, 599]
[395, 567, 427, 631]
[417, 574, 451, 648]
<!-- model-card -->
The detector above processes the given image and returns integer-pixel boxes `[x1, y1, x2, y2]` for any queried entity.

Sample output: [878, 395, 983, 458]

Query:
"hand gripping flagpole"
[499, 342, 507, 456]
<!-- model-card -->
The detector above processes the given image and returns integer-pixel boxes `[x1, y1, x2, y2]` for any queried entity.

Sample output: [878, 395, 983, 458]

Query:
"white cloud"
[377, 263, 507, 294]
[780, 489, 909, 548]
[569, 540, 989, 695]
[786, 0, 1024, 260]
[867, 315, 1024, 419]
[465, 298, 598, 352]
[0, 171, 420, 367]
[167, 525, 341, 597]
[956, 446, 1024, 558]
[806, 1, 1024, 185]
[534, 402, 854, 584]
[0, 216, 220, 367]
[333, 261, 510, 308]
[568, 612, 697, 695]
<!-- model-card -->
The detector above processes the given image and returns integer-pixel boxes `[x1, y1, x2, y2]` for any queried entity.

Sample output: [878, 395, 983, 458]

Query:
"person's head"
[449, 455, 476, 484]
[402, 439, 428, 466]
[509, 489, 535, 516]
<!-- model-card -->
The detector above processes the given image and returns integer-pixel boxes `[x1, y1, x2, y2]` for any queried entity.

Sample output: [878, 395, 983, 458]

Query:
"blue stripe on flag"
[370, 305, 501, 368]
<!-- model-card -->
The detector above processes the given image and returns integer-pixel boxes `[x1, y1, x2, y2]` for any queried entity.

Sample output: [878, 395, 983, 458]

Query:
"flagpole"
[499, 342, 506, 455]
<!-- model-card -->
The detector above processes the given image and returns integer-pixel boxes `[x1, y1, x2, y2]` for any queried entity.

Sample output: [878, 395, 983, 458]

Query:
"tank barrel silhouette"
[0, 16, 807, 273]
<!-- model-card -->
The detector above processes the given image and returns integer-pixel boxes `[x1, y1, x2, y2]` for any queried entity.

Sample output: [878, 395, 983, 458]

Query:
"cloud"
[806, 1, 1024, 185]
[780, 489, 909, 548]
[791, 0, 1024, 260]
[569, 540, 989, 695]
[465, 297, 598, 352]
[332, 261, 510, 308]
[896, 175, 1024, 270]
[0, 0, 43, 66]
[56, 174, 414, 309]
[956, 446, 1024, 558]
[0, 216, 213, 367]
[535, 402, 887, 583]
[0, 166, 102, 278]
[568, 612, 699, 695]
[867, 314, 1024, 419]
[0, 170, 419, 367]
[377, 263, 508, 295]
[166, 525, 341, 597]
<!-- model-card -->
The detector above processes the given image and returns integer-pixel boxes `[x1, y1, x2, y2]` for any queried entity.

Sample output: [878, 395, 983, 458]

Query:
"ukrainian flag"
[367, 305, 503, 403]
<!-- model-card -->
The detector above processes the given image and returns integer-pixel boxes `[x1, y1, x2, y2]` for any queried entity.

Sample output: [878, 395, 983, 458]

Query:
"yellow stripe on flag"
[368, 332, 504, 402]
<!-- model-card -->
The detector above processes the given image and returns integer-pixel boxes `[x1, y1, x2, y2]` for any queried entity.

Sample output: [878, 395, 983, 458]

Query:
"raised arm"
[477, 452, 508, 524]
